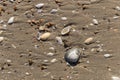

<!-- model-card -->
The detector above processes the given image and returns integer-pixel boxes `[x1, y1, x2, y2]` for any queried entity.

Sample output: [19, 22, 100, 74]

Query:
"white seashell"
[8, 17, 15, 24]
[35, 3, 44, 9]
[84, 37, 94, 45]
[0, 37, 4, 42]
[64, 48, 81, 65]
[61, 26, 71, 35]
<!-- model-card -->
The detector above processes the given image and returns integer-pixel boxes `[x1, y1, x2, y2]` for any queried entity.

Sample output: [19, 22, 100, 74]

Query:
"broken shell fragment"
[64, 48, 81, 65]
[39, 32, 51, 40]
[61, 26, 71, 35]
[84, 37, 94, 45]
[8, 17, 15, 24]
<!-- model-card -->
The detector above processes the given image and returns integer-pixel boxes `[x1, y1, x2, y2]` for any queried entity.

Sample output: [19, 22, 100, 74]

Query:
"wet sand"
[0, 0, 120, 80]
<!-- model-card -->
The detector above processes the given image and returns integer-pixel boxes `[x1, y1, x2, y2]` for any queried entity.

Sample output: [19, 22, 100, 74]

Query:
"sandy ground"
[0, 0, 120, 80]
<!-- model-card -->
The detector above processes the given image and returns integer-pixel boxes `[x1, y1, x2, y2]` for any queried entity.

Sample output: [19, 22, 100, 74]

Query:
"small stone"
[84, 37, 94, 45]
[115, 6, 120, 11]
[61, 26, 71, 35]
[51, 58, 57, 63]
[50, 9, 58, 14]
[6, 60, 12, 63]
[61, 17, 67, 20]
[35, 3, 44, 9]
[8, 17, 15, 24]
[111, 76, 120, 80]
[43, 60, 49, 63]
[38, 32, 51, 40]
[92, 19, 98, 25]
[104, 54, 112, 58]
[25, 72, 30, 76]
[49, 47, 55, 50]
[0, 37, 4, 42]
[47, 52, 54, 56]
[56, 36, 64, 45]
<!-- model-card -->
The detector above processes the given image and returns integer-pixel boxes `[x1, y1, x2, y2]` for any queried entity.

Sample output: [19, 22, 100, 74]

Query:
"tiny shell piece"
[61, 26, 71, 35]
[8, 17, 15, 24]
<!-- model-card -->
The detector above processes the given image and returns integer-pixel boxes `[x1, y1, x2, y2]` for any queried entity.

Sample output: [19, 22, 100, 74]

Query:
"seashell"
[61, 26, 71, 35]
[84, 37, 94, 45]
[40, 32, 51, 40]
[8, 17, 15, 24]
[64, 48, 81, 65]
[35, 3, 44, 9]
[0, 37, 4, 42]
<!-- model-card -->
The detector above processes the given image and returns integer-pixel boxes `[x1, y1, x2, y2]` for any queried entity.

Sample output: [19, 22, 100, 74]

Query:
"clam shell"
[61, 26, 71, 35]
[40, 32, 51, 40]
[64, 48, 81, 65]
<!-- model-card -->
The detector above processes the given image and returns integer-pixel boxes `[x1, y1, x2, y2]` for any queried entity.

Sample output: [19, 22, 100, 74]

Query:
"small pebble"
[111, 76, 120, 80]
[43, 60, 49, 63]
[92, 19, 98, 25]
[0, 37, 4, 42]
[61, 17, 67, 20]
[56, 36, 64, 45]
[104, 54, 112, 58]
[84, 37, 94, 45]
[35, 3, 44, 9]
[37, 32, 51, 40]
[47, 52, 54, 56]
[8, 17, 15, 24]
[50, 9, 58, 14]
[51, 58, 57, 63]
[115, 6, 120, 11]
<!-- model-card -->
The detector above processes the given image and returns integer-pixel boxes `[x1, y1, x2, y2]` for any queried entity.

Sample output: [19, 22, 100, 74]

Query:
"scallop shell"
[61, 26, 71, 35]
[64, 48, 81, 65]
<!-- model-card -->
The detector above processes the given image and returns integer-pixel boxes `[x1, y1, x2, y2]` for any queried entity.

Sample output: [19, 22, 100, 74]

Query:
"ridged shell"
[61, 26, 71, 35]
